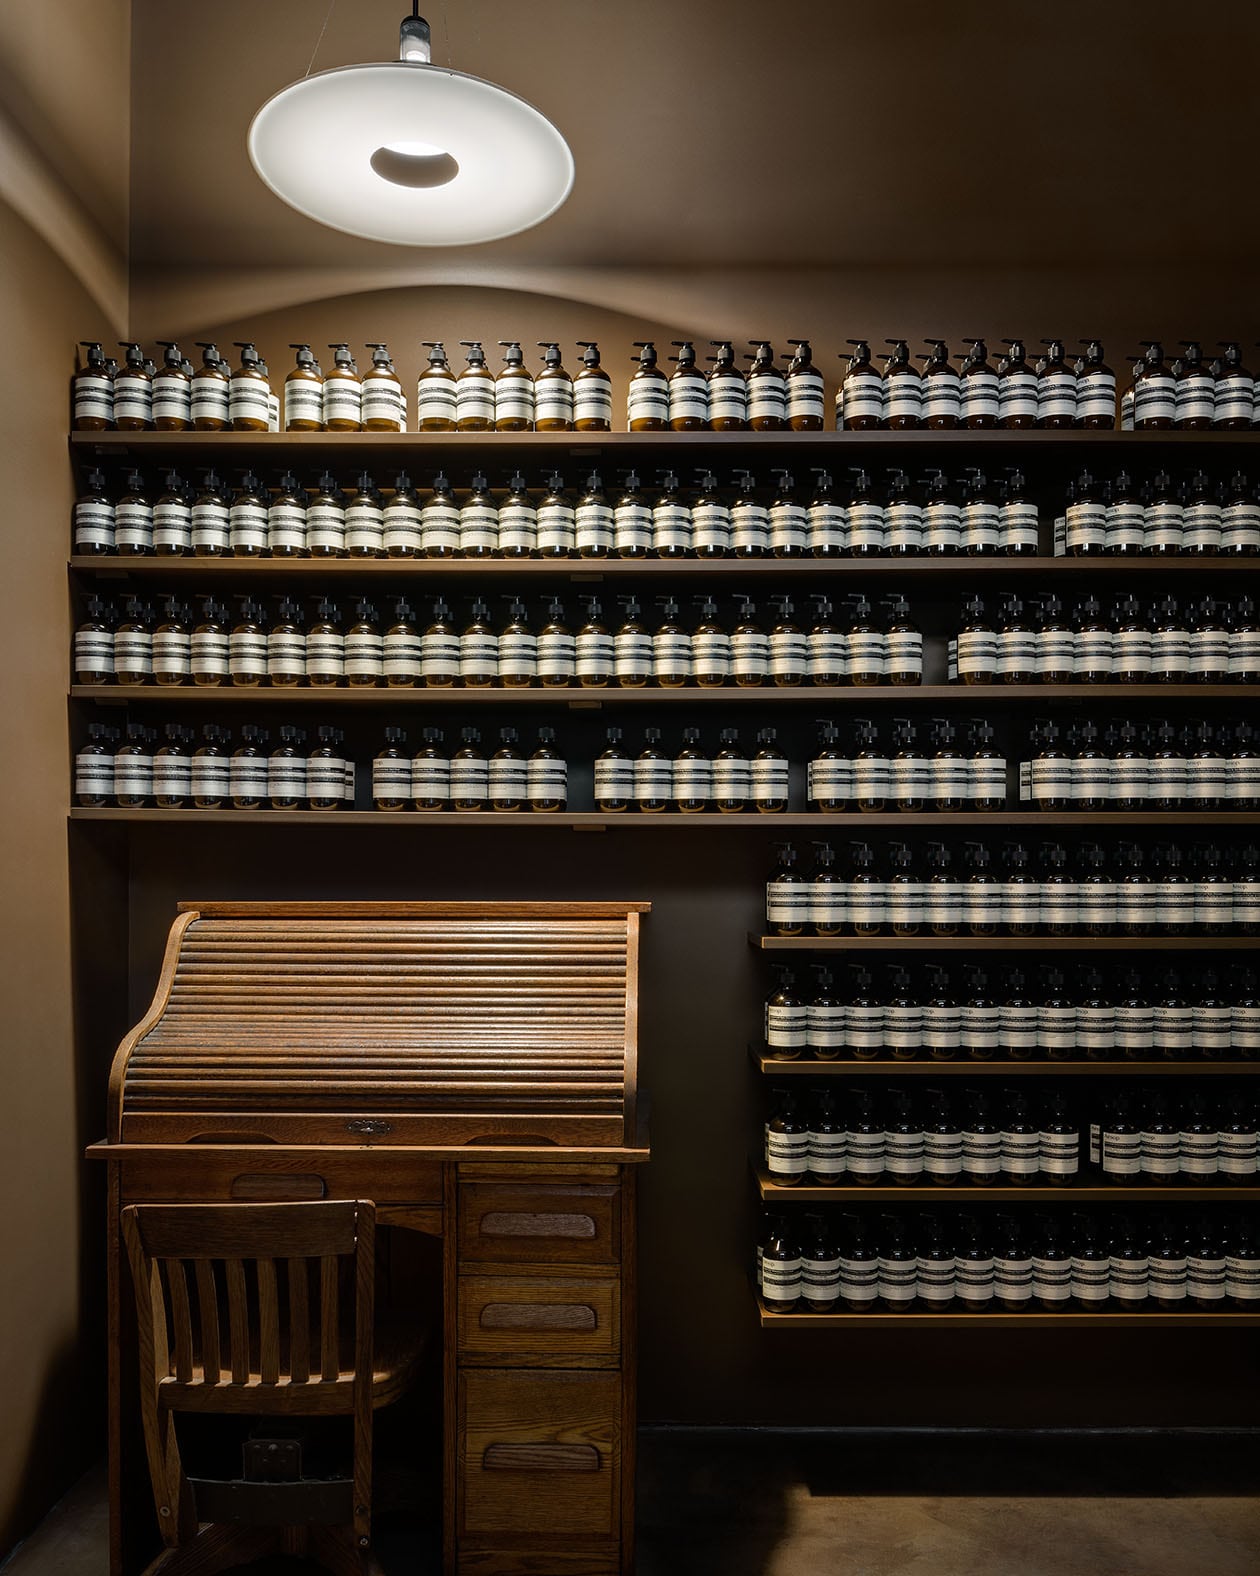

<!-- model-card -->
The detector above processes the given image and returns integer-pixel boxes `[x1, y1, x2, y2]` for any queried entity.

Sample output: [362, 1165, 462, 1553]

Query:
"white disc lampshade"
[248, 61, 574, 246]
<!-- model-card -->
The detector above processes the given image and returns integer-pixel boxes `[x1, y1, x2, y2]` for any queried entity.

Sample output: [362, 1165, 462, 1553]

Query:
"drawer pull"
[479, 1302, 597, 1333]
[229, 1173, 325, 1201]
[482, 1444, 600, 1474]
[480, 1211, 596, 1241]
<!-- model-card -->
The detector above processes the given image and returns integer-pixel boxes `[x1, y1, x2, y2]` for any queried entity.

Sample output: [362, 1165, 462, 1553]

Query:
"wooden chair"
[121, 1200, 425, 1576]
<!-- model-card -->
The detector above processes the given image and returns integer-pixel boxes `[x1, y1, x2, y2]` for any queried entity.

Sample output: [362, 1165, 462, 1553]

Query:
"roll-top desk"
[89, 900, 651, 1576]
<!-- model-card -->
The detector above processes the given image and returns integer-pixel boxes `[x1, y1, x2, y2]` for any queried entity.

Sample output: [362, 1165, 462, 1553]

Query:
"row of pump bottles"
[951, 592, 1260, 683]
[755, 1206, 1260, 1313]
[72, 463, 1045, 559]
[74, 722, 570, 813]
[764, 839, 1260, 935]
[762, 1083, 1260, 1187]
[74, 593, 926, 688]
[763, 962, 1260, 1062]
[72, 337, 1260, 434]
[1055, 468, 1260, 555]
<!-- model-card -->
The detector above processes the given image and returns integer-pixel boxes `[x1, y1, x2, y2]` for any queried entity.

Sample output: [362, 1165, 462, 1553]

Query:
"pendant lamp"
[248, 8, 574, 246]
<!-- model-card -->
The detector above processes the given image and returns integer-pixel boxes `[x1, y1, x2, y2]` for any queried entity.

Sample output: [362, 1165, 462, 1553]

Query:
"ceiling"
[129, 0, 1260, 338]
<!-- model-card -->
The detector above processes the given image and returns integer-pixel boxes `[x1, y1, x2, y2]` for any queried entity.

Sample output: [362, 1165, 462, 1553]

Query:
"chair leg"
[308, 1522, 387, 1576]
[138, 1523, 279, 1576]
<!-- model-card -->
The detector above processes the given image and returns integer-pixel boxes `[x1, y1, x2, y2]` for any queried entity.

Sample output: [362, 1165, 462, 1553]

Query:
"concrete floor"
[5, 1431, 1260, 1576]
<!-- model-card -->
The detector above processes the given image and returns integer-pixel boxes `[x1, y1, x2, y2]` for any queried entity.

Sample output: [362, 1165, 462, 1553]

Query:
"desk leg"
[621, 1165, 637, 1576]
[442, 1162, 459, 1576]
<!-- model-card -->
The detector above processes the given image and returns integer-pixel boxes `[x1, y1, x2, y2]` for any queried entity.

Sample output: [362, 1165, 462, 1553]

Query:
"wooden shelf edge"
[754, 1296, 1260, 1329]
[750, 1053, 1260, 1077]
[751, 1168, 1260, 1204]
[751, 934, 1260, 951]
[69, 683, 1260, 705]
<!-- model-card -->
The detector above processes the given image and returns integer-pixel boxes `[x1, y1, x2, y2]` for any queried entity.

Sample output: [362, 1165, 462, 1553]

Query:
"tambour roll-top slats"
[112, 903, 647, 1146]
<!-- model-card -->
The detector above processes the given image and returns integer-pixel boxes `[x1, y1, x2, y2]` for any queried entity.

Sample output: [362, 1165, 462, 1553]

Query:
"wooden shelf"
[67, 808, 1260, 829]
[754, 1296, 1260, 1329]
[68, 553, 1260, 580]
[68, 429, 1260, 466]
[752, 934, 1260, 951]
[71, 683, 1260, 706]
[753, 1169, 1260, 1205]
[750, 1052, 1260, 1077]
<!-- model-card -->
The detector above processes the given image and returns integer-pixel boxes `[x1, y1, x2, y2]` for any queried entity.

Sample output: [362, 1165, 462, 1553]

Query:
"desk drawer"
[459, 1182, 620, 1267]
[459, 1370, 619, 1539]
[118, 1151, 444, 1207]
[459, 1275, 620, 1362]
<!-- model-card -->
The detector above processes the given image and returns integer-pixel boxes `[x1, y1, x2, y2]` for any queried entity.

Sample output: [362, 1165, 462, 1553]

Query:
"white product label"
[1135, 373, 1176, 423]
[306, 632, 344, 679]
[1002, 1004, 1039, 1055]
[708, 370, 746, 420]
[807, 882, 845, 930]
[191, 377, 229, 422]
[885, 502, 923, 552]
[344, 630, 383, 679]
[537, 503, 576, 555]
[713, 621, 763, 678]
[751, 757, 789, 803]
[499, 631, 538, 679]
[1075, 630, 1113, 674]
[450, 758, 489, 801]
[495, 380, 535, 422]
[884, 369, 922, 423]
[1077, 370, 1116, 420]
[113, 752, 152, 797]
[228, 630, 267, 677]
[1033, 1258, 1072, 1303]
[113, 630, 152, 678]
[848, 503, 886, 551]
[74, 501, 115, 550]
[489, 758, 528, 799]
[421, 502, 460, 553]
[575, 382, 614, 424]
[191, 499, 230, 551]
[769, 630, 808, 681]
[1001, 503, 1040, 550]
[847, 1008, 884, 1056]
[228, 378, 271, 424]
[963, 503, 1000, 552]
[459, 503, 499, 553]
[74, 752, 111, 802]
[536, 631, 575, 680]
[1102, 1132, 1140, 1176]
[152, 754, 191, 799]
[766, 879, 808, 927]
[955, 1256, 995, 1303]
[961, 1004, 1000, 1053]
[382, 629, 421, 681]
[74, 373, 113, 421]
[653, 503, 692, 553]
[1225, 1257, 1260, 1300]
[1071, 1257, 1110, 1302]
[748, 375, 787, 422]
[995, 631, 1035, 678]
[190, 630, 228, 677]
[1216, 377, 1255, 421]
[1222, 503, 1260, 551]
[1175, 374, 1214, 423]
[1110, 1256, 1149, 1303]
[890, 881, 925, 930]
[962, 371, 999, 421]
[1149, 1259, 1187, 1301]
[383, 501, 422, 554]
[228, 754, 267, 801]
[1230, 632, 1260, 679]
[786, 370, 825, 422]
[265, 501, 305, 552]
[692, 502, 732, 554]
[653, 632, 692, 680]
[190, 754, 230, 800]
[854, 756, 890, 803]
[267, 630, 306, 678]
[416, 380, 457, 423]
[891, 756, 929, 803]
[284, 380, 323, 426]
[1187, 1256, 1226, 1301]
[635, 759, 673, 802]
[809, 758, 852, 805]
[969, 757, 1006, 803]
[731, 503, 770, 554]
[1141, 1129, 1180, 1176]
[267, 757, 305, 799]
[113, 374, 151, 422]
[593, 757, 633, 802]
[765, 1003, 807, 1048]
[75, 630, 115, 674]
[806, 503, 846, 554]
[806, 633, 846, 680]
[1039, 1006, 1076, 1054]
[1066, 503, 1107, 551]
[766, 1129, 808, 1176]
[411, 757, 450, 802]
[575, 632, 613, 681]
[1040, 1131, 1078, 1176]
[927, 881, 963, 930]
[306, 502, 345, 552]
[614, 630, 652, 679]
[614, 503, 652, 553]
[1106, 503, 1146, 551]
[692, 631, 731, 678]
[924, 1128, 962, 1171]
[712, 757, 751, 805]
[115, 502, 153, 551]
[957, 629, 997, 677]
[575, 502, 613, 552]
[499, 501, 538, 553]
[373, 758, 411, 800]
[923, 374, 961, 423]
[925, 503, 962, 551]
[769, 503, 808, 553]
[460, 632, 498, 679]
[456, 374, 495, 423]
[229, 500, 268, 550]
[527, 759, 567, 802]
[1035, 630, 1074, 676]
[627, 381, 669, 423]
[1184, 503, 1222, 551]
[322, 378, 361, 424]
[999, 370, 1038, 420]
[345, 501, 383, 554]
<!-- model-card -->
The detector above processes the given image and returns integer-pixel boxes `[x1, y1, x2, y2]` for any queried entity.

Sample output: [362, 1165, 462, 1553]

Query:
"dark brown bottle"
[920, 339, 960, 429]
[959, 338, 999, 428]
[573, 342, 613, 431]
[494, 342, 535, 430]
[745, 341, 787, 430]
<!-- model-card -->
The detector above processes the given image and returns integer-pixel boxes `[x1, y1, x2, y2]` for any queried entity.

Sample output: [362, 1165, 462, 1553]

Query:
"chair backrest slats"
[224, 1259, 249, 1384]
[320, 1256, 340, 1382]
[193, 1261, 221, 1386]
[288, 1258, 311, 1384]
[163, 1260, 194, 1384]
[257, 1259, 280, 1385]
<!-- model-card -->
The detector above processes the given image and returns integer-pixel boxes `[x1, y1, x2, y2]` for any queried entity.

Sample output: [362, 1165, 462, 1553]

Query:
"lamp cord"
[304, 0, 337, 77]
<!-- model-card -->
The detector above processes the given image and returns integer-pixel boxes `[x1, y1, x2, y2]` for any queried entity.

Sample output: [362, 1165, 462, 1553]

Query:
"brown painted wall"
[0, 199, 115, 1551]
